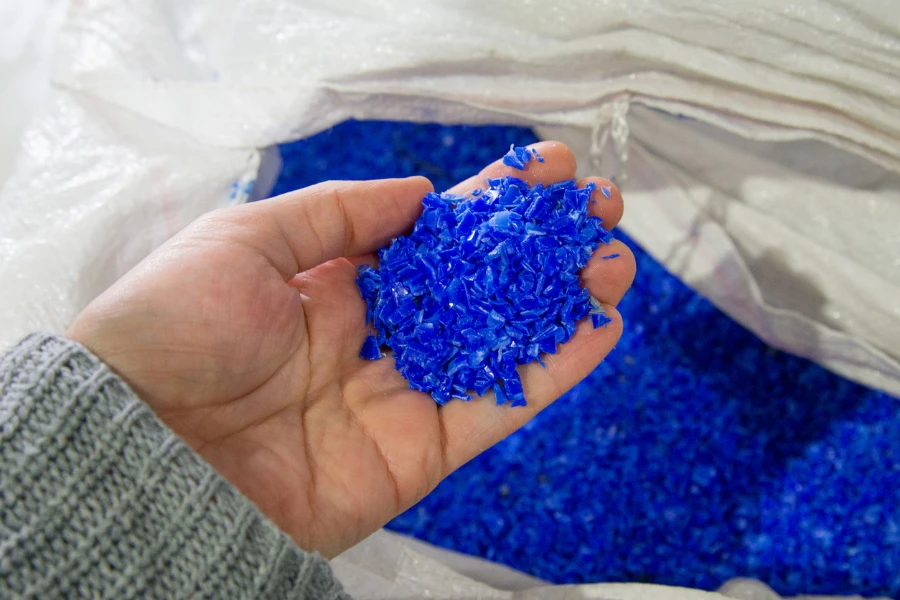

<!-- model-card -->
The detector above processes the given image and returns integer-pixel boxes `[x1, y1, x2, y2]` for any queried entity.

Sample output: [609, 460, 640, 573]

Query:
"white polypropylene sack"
[331, 530, 892, 600]
[0, 0, 67, 185]
[2, 0, 898, 398]
[1, 1, 898, 597]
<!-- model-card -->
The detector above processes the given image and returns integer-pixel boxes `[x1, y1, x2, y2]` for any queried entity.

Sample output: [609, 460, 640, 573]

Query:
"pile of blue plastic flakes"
[356, 174, 612, 406]
[273, 120, 900, 598]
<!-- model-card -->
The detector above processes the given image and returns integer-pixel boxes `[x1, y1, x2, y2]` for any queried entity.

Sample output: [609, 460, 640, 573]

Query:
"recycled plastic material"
[1, 1, 897, 597]
[502, 145, 544, 170]
[357, 177, 612, 406]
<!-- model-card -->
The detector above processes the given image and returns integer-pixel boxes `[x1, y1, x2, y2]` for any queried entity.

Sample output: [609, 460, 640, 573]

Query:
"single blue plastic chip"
[355, 173, 615, 406]
[514, 146, 533, 166]
[502, 145, 535, 170]
[359, 334, 382, 360]
[503, 374, 526, 407]
[592, 312, 613, 328]
[493, 382, 508, 406]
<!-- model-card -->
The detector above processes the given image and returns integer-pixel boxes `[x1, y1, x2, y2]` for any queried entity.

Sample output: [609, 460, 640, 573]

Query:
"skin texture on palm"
[67, 141, 636, 558]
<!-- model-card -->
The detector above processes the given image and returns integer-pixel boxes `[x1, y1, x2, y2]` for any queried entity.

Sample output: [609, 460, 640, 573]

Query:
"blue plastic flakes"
[502, 145, 542, 170]
[276, 120, 900, 599]
[356, 175, 613, 406]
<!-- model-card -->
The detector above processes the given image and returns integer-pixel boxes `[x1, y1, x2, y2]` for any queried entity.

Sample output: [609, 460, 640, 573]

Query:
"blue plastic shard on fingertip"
[514, 146, 532, 165]
[601, 253, 621, 260]
[601, 185, 612, 199]
[359, 334, 382, 360]
[502, 145, 536, 170]
[592, 312, 613, 328]
[589, 296, 612, 329]
[531, 148, 545, 163]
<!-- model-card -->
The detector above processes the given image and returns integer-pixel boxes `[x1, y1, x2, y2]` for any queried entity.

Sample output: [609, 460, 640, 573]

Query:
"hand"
[67, 141, 636, 558]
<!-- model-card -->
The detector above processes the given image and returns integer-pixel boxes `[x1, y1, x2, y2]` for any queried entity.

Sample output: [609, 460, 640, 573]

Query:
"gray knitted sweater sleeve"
[0, 334, 351, 599]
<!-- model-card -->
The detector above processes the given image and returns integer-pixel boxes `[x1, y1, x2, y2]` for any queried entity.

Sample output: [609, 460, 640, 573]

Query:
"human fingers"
[581, 240, 636, 307]
[446, 141, 576, 195]
[575, 176, 634, 305]
[582, 176, 624, 230]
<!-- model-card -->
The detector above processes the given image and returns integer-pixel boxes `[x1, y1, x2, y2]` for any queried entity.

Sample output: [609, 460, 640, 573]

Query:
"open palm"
[67, 142, 635, 558]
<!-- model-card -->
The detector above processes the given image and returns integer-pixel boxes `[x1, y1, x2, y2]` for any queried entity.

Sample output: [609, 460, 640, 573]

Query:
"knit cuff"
[0, 333, 349, 599]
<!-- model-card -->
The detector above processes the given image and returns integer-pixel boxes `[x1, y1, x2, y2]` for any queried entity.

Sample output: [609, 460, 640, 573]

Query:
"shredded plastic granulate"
[356, 176, 613, 406]
[391, 230, 900, 596]
[274, 120, 900, 598]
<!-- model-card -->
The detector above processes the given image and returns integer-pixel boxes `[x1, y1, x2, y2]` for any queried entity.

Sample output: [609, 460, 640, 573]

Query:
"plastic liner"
[2, 0, 898, 397]
[0, 1, 897, 596]
[332, 530, 893, 600]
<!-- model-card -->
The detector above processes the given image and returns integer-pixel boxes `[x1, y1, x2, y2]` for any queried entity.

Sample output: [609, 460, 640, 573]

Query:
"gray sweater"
[0, 334, 350, 599]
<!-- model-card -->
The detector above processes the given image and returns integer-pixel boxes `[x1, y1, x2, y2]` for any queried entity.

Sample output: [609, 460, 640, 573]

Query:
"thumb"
[233, 176, 434, 279]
